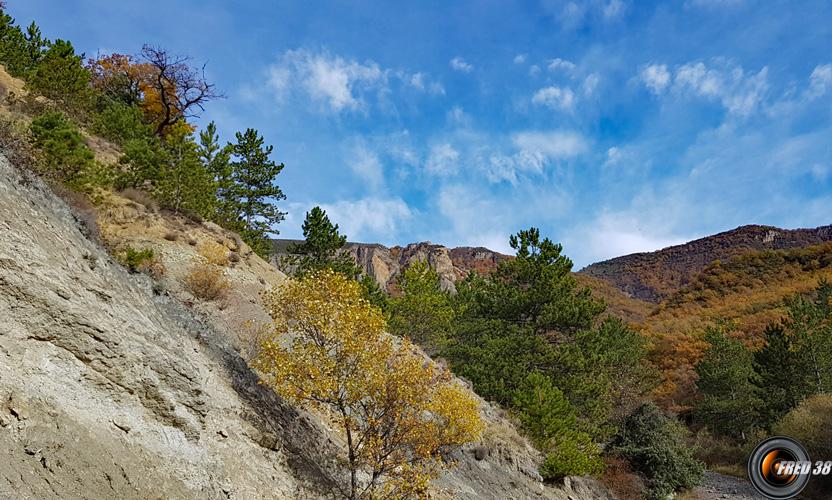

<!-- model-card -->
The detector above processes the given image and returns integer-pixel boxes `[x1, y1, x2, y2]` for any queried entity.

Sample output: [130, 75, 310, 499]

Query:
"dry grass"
[163, 231, 179, 242]
[119, 188, 158, 213]
[600, 456, 645, 500]
[185, 262, 229, 301]
[198, 240, 229, 266]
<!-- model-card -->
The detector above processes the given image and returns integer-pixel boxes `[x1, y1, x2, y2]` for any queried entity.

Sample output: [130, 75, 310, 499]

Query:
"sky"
[9, 0, 832, 268]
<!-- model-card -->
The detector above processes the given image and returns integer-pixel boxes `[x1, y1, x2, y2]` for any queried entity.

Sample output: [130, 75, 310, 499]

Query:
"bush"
[539, 431, 604, 481]
[92, 100, 151, 145]
[198, 241, 229, 266]
[600, 456, 645, 500]
[30, 111, 95, 181]
[611, 403, 703, 500]
[773, 393, 832, 498]
[116, 247, 155, 273]
[185, 262, 228, 300]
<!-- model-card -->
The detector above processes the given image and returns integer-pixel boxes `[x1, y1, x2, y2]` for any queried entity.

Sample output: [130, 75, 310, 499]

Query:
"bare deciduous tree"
[140, 45, 221, 136]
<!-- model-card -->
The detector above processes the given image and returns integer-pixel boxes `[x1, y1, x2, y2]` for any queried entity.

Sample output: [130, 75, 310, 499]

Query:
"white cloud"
[641, 61, 769, 116]
[407, 71, 445, 95]
[674, 62, 768, 116]
[319, 198, 413, 242]
[446, 105, 471, 126]
[532, 85, 576, 110]
[640, 64, 671, 94]
[570, 212, 689, 266]
[547, 58, 576, 72]
[350, 144, 384, 190]
[264, 49, 384, 112]
[513, 54, 527, 65]
[425, 143, 461, 176]
[512, 131, 588, 159]
[529, 64, 541, 76]
[582, 73, 600, 96]
[603, 0, 626, 18]
[450, 57, 474, 73]
[485, 131, 588, 184]
[262, 48, 443, 113]
[807, 64, 832, 99]
[604, 146, 623, 167]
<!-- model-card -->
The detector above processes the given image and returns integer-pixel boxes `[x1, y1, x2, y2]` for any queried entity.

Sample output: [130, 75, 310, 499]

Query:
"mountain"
[271, 239, 511, 293]
[579, 224, 832, 303]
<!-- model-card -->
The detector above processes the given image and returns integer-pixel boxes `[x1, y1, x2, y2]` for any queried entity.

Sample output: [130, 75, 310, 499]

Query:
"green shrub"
[539, 431, 604, 481]
[117, 247, 155, 273]
[774, 393, 832, 457]
[773, 393, 832, 498]
[611, 403, 703, 500]
[30, 111, 95, 181]
[92, 100, 151, 145]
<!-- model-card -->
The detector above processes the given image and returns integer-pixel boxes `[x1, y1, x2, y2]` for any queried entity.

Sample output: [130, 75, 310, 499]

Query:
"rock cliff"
[272, 240, 510, 294]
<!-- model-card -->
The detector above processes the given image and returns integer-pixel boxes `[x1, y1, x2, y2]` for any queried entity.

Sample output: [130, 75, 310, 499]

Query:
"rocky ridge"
[579, 224, 832, 303]
[271, 239, 510, 294]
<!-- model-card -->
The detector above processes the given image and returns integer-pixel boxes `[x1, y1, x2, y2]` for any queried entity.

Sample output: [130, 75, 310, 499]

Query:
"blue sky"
[10, 0, 832, 267]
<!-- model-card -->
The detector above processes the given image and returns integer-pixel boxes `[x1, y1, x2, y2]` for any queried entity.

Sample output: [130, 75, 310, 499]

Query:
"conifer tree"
[287, 206, 358, 277]
[388, 259, 455, 354]
[229, 128, 286, 257]
[753, 324, 812, 429]
[694, 325, 761, 440]
[197, 121, 234, 223]
[28, 39, 91, 108]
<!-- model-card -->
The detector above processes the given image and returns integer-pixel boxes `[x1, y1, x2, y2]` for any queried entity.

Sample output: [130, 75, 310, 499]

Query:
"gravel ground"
[692, 471, 764, 499]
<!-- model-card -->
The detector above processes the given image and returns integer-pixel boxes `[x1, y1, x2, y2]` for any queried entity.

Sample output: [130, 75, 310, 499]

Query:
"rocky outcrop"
[272, 240, 510, 294]
[579, 224, 832, 303]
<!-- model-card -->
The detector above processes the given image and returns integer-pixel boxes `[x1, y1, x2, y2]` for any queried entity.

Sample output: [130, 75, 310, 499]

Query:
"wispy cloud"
[425, 143, 461, 176]
[261, 48, 443, 114]
[449, 56, 474, 73]
[640, 60, 769, 116]
[320, 197, 413, 242]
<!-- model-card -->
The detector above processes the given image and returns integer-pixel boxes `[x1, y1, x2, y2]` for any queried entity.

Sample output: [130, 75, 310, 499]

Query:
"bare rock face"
[347, 242, 510, 293]
[0, 157, 341, 499]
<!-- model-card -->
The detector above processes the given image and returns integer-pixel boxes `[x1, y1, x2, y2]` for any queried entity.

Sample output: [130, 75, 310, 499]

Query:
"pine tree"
[28, 39, 91, 108]
[154, 126, 215, 218]
[287, 206, 358, 277]
[753, 324, 812, 429]
[388, 260, 455, 353]
[694, 325, 761, 440]
[197, 122, 234, 223]
[786, 280, 832, 394]
[229, 128, 286, 257]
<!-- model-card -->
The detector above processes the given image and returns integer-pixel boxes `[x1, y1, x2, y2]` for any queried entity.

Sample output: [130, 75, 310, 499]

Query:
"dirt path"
[692, 471, 763, 499]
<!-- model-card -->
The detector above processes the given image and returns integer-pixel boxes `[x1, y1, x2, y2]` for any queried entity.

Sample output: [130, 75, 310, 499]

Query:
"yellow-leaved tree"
[254, 269, 484, 499]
